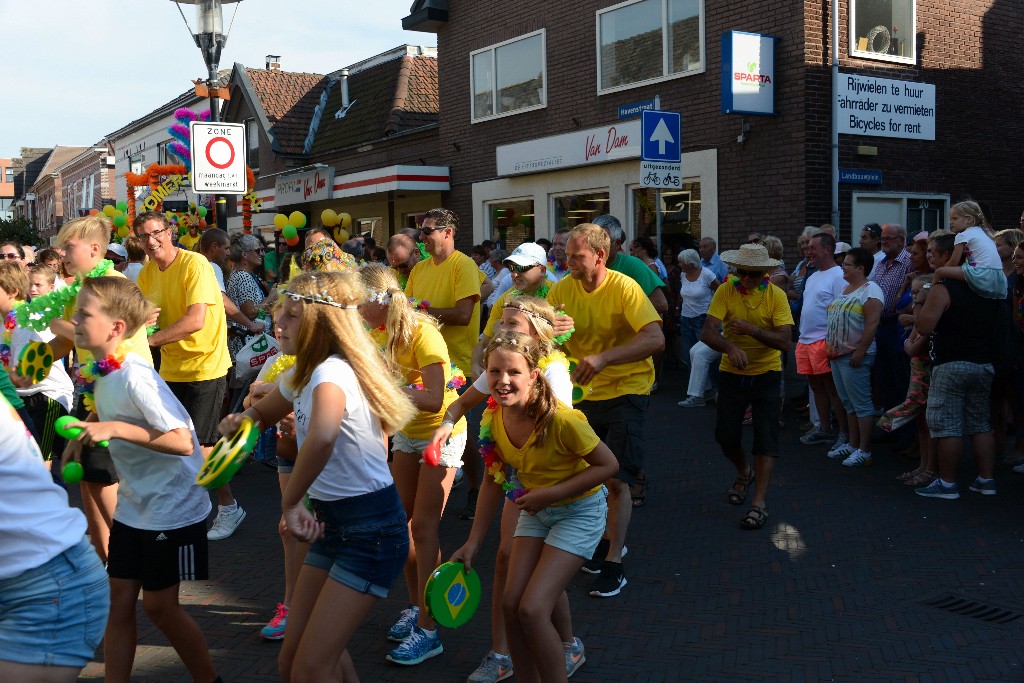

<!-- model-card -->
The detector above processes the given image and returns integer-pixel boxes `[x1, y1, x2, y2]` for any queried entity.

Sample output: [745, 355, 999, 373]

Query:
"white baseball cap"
[106, 243, 128, 259]
[504, 242, 547, 267]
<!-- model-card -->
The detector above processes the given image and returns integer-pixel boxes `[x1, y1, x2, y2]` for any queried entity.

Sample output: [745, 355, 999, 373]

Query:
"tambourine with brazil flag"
[423, 561, 482, 628]
[196, 417, 261, 490]
[17, 341, 54, 384]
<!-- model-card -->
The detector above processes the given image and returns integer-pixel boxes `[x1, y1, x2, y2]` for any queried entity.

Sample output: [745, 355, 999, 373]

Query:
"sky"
[0, 0, 433, 160]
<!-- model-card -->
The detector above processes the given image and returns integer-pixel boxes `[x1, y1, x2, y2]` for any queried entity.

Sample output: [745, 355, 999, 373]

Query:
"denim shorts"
[0, 536, 109, 668]
[926, 361, 994, 438]
[830, 353, 876, 416]
[514, 488, 608, 559]
[392, 429, 468, 468]
[305, 484, 409, 598]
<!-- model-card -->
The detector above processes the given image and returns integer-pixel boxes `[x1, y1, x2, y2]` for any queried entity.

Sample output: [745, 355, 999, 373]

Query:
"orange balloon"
[89, 208, 100, 215]
[285, 236, 300, 247]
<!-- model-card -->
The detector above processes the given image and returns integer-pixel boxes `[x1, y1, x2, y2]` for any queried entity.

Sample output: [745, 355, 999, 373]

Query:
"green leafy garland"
[16, 260, 114, 331]
[506, 282, 573, 345]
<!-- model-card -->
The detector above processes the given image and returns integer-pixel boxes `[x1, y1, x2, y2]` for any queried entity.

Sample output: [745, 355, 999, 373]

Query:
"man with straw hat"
[700, 243, 794, 530]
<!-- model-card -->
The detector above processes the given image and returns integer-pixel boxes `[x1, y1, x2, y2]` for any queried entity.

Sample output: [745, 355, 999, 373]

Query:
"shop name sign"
[496, 120, 641, 176]
[837, 73, 936, 140]
[721, 31, 778, 116]
[275, 167, 335, 205]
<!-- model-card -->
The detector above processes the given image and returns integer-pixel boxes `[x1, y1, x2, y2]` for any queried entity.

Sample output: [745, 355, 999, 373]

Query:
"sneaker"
[563, 637, 586, 678]
[581, 541, 626, 574]
[260, 603, 288, 640]
[915, 479, 960, 500]
[207, 505, 246, 541]
[588, 561, 627, 598]
[677, 395, 705, 408]
[826, 434, 853, 459]
[799, 430, 835, 445]
[459, 488, 479, 520]
[387, 606, 419, 642]
[467, 651, 513, 683]
[968, 477, 997, 496]
[841, 449, 873, 467]
[386, 625, 443, 665]
[704, 390, 718, 404]
[1013, 463, 1024, 474]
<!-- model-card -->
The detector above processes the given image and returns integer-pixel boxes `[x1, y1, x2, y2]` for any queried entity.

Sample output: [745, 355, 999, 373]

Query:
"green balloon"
[112, 214, 127, 228]
[198, 206, 208, 218]
[282, 225, 298, 240]
[116, 201, 128, 212]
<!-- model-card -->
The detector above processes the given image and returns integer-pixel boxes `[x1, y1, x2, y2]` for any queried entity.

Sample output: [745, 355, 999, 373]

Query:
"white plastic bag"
[234, 333, 281, 380]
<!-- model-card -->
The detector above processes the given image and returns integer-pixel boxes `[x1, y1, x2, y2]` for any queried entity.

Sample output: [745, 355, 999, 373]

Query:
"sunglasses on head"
[506, 262, 539, 273]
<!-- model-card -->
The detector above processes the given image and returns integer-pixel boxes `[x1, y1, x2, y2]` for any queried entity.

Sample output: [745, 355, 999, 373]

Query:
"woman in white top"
[675, 248, 720, 367]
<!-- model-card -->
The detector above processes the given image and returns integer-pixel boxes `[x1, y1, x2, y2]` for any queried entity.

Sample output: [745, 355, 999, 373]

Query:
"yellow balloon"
[321, 209, 338, 227]
[274, 214, 289, 230]
[333, 227, 349, 244]
[117, 225, 130, 239]
[103, 205, 117, 217]
[289, 211, 307, 229]
[337, 212, 352, 229]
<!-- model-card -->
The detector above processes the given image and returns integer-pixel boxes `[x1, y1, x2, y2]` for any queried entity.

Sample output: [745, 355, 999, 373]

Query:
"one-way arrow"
[650, 118, 675, 155]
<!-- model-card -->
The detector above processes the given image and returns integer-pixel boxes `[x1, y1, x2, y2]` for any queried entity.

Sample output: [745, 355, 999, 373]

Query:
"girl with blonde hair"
[219, 270, 415, 683]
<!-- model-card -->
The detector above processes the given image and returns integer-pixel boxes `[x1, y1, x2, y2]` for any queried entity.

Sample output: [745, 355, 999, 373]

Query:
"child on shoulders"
[934, 200, 1006, 299]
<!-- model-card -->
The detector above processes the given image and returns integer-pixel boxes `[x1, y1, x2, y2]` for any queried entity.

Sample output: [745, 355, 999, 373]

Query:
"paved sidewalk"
[77, 367, 1024, 682]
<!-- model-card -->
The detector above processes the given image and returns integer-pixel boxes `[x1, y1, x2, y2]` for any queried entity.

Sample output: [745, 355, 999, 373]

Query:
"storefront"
[470, 120, 717, 253]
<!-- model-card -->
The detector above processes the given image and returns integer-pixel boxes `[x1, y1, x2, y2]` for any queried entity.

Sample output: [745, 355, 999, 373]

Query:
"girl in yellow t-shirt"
[450, 331, 617, 683]
[358, 263, 469, 664]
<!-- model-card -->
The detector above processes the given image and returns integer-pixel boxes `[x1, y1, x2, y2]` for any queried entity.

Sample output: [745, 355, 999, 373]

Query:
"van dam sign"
[837, 73, 936, 141]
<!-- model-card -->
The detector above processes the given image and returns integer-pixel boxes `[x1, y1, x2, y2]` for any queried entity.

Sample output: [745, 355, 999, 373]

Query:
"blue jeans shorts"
[0, 536, 109, 668]
[514, 488, 608, 559]
[305, 484, 409, 598]
[830, 353, 876, 416]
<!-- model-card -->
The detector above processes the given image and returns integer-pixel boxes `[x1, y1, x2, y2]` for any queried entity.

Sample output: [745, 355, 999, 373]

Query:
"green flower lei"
[16, 259, 114, 331]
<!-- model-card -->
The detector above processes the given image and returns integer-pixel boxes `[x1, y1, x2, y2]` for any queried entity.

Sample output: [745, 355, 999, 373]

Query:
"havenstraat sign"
[496, 120, 641, 177]
[837, 73, 936, 140]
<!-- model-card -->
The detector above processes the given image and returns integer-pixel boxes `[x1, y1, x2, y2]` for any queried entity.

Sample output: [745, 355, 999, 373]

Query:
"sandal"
[904, 470, 935, 487]
[740, 505, 768, 530]
[630, 473, 647, 507]
[896, 468, 922, 481]
[727, 468, 754, 506]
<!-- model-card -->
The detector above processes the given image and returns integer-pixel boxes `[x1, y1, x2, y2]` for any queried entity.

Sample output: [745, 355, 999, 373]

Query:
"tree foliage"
[0, 216, 42, 247]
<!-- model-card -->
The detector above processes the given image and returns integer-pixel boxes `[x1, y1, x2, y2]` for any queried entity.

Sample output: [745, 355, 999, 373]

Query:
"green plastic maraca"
[62, 461, 84, 484]
[54, 415, 109, 448]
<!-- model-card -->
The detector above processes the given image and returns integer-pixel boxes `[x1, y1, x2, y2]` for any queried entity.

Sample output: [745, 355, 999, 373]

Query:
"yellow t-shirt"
[137, 249, 231, 382]
[393, 323, 467, 440]
[492, 402, 601, 504]
[548, 270, 661, 401]
[706, 282, 794, 375]
[177, 232, 200, 251]
[62, 268, 153, 370]
[405, 251, 483, 375]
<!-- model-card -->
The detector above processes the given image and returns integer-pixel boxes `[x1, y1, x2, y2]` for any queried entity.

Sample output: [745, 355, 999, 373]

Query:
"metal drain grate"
[921, 594, 1023, 624]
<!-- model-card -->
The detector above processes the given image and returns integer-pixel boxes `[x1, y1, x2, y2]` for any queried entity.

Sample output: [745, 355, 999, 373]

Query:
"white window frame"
[596, 0, 706, 96]
[470, 29, 547, 123]
[849, 0, 916, 65]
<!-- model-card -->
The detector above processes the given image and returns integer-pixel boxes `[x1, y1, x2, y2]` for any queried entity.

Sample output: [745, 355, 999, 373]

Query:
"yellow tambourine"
[565, 357, 592, 405]
[17, 341, 54, 384]
[196, 417, 261, 490]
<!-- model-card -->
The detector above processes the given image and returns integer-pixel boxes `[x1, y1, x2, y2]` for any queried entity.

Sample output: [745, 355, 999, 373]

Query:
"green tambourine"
[196, 417, 261, 490]
[423, 561, 482, 628]
[17, 341, 54, 384]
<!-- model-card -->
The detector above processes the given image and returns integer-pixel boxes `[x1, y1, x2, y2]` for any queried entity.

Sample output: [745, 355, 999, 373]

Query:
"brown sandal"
[727, 468, 754, 506]
[904, 470, 936, 486]
[740, 505, 768, 530]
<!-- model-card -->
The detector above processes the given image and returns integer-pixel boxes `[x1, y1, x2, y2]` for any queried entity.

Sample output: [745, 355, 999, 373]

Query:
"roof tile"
[245, 68, 327, 155]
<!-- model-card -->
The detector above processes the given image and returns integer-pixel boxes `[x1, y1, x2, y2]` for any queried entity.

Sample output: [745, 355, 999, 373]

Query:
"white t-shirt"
[955, 226, 1001, 269]
[123, 262, 144, 283]
[799, 265, 846, 343]
[872, 250, 885, 268]
[472, 356, 574, 406]
[212, 262, 226, 293]
[94, 354, 211, 530]
[486, 269, 514, 308]
[280, 355, 393, 501]
[0, 397, 88, 580]
[12, 325, 74, 409]
[678, 267, 719, 318]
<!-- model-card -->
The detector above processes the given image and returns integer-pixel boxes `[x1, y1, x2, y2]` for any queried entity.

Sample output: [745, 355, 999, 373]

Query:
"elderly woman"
[676, 248, 720, 366]
[786, 226, 820, 313]
[824, 248, 884, 467]
[226, 233, 271, 359]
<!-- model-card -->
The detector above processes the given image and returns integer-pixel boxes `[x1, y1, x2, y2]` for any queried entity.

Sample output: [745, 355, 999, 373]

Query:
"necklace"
[74, 349, 125, 413]
[263, 355, 295, 384]
[729, 275, 769, 311]
[17, 259, 114, 331]
[478, 397, 528, 502]
[547, 259, 567, 275]
[0, 305, 22, 369]
[406, 362, 467, 392]
[510, 283, 550, 299]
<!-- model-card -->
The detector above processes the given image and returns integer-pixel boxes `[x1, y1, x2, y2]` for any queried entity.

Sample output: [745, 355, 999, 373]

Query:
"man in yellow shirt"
[548, 223, 664, 599]
[134, 211, 239, 540]
[177, 224, 201, 251]
[701, 243, 793, 531]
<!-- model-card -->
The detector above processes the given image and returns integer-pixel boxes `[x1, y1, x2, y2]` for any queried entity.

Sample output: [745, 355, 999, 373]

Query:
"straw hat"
[719, 243, 781, 270]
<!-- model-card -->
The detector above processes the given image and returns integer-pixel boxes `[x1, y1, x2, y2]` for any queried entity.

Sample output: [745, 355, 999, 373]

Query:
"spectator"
[105, 243, 128, 272]
[547, 228, 571, 282]
[698, 237, 729, 282]
[675, 248, 720, 403]
[825, 248, 884, 466]
[484, 248, 513, 313]
[535, 237, 552, 252]
[630, 236, 667, 279]
[860, 223, 885, 267]
[471, 244, 495, 278]
[226, 234, 271, 361]
[122, 235, 147, 283]
[198, 229, 265, 339]
[994, 229, 1023, 279]
[787, 226, 820, 313]
[761, 236, 789, 290]
[0, 241, 25, 270]
[933, 201, 1006, 300]
[870, 223, 914, 413]
[387, 233, 422, 290]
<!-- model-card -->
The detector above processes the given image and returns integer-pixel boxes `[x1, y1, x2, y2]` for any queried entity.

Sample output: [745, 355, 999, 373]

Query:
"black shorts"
[577, 394, 647, 485]
[107, 519, 209, 591]
[166, 375, 228, 445]
[714, 371, 782, 457]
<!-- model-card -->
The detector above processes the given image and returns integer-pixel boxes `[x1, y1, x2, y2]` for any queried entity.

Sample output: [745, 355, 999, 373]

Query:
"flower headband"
[366, 288, 392, 306]
[284, 276, 359, 309]
[503, 302, 553, 327]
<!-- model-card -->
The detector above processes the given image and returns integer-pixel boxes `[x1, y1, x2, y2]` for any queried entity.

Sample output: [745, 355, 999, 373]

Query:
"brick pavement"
[76, 367, 1024, 682]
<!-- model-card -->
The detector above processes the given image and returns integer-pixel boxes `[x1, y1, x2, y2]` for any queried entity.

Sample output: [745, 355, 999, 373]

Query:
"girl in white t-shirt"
[220, 271, 416, 683]
[935, 200, 1007, 299]
[432, 296, 580, 681]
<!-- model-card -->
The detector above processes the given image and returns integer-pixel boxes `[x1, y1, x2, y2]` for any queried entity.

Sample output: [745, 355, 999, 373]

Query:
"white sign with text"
[189, 121, 247, 194]
[496, 120, 640, 176]
[837, 73, 936, 140]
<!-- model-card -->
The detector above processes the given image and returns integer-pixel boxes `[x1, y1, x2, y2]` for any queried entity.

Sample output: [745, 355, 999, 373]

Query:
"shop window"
[632, 181, 702, 255]
[850, 0, 915, 64]
[551, 192, 610, 234]
[489, 199, 536, 250]
[597, 0, 704, 94]
[471, 30, 546, 122]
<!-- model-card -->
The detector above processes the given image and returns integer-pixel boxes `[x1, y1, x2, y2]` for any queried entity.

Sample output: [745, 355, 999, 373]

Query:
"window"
[488, 199, 536, 249]
[850, 0, 915, 64]
[633, 182, 702, 250]
[4, 168, 13, 183]
[597, 0, 704, 94]
[246, 118, 260, 172]
[552, 191, 610, 232]
[471, 30, 546, 122]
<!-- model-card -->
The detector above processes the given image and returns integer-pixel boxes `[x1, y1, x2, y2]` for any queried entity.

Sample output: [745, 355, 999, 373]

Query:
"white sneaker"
[842, 449, 873, 467]
[827, 437, 854, 459]
[207, 505, 246, 540]
[677, 395, 706, 408]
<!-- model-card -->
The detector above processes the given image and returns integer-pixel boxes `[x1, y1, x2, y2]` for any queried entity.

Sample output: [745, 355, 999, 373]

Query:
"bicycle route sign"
[640, 110, 682, 189]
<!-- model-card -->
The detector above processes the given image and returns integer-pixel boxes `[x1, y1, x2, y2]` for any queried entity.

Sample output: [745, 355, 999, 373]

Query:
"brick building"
[404, 0, 1021, 255]
[25, 146, 89, 239]
[57, 143, 116, 224]
[0, 158, 13, 219]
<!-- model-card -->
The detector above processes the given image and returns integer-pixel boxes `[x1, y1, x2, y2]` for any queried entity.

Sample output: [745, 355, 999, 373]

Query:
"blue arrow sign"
[641, 110, 681, 162]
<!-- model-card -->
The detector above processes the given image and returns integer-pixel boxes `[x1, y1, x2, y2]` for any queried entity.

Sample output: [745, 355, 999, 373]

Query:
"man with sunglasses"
[701, 243, 793, 530]
[134, 211, 237, 539]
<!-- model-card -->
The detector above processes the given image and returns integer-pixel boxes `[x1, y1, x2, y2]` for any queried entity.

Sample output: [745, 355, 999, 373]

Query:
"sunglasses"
[419, 225, 448, 236]
[506, 262, 540, 273]
[1, 253, 20, 260]
[736, 269, 764, 278]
